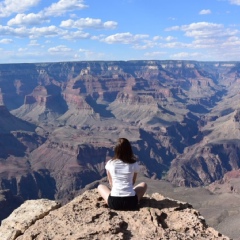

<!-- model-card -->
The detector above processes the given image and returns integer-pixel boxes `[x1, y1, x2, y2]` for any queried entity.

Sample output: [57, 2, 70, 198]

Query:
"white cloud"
[0, 46, 80, 63]
[160, 20, 240, 60]
[185, 26, 237, 39]
[150, 35, 178, 43]
[222, 36, 240, 46]
[103, 32, 149, 44]
[0, 23, 87, 41]
[48, 45, 72, 53]
[60, 19, 75, 27]
[44, 0, 88, 17]
[8, 13, 49, 26]
[160, 41, 189, 48]
[165, 36, 176, 41]
[79, 48, 88, 52]
[90, 34, 105, 41]
[133, 40, 157, 50]
[70, 13, 78, 18]
[165, 26, 180, 31]
[60, 18, 117, 29]
[78, 48, 105, 60]
[199, 9, 211, 15]
[18, 47, 28, 52]
[0, 38, 13, 44]
[0, 25, 28, 37]
[191, 39, 219, 49]
[170, 52, 202, 59]
[103, 21, 118, 29]
[153, 36, 163, 41]
[29, 40, 40, 46]
[144, 51, 166, 57]
[181, 22, 222, 31]
[169, 22, 238, 40]
[229, 0, 240, 5]
[29, 26, 67, 39]
[62, 30, 90, 40]
[46, 45, 106, 60]
[0, 0, 40, 17]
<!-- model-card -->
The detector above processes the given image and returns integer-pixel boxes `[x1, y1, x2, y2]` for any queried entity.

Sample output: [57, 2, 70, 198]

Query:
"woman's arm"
[107, 170, 112, 188]
[133, 172, 138, 185]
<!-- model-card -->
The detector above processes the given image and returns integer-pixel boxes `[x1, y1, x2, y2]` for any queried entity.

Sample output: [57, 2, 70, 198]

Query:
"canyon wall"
[0, 60, 239, 205]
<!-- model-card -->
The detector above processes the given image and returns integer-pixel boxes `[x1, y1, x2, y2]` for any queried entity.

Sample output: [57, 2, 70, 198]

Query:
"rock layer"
[0, 60, 240, 204]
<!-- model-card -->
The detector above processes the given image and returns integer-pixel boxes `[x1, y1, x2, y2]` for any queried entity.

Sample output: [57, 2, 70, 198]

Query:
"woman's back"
[106, 159, 139, 196]
[97, 138, 147, 210]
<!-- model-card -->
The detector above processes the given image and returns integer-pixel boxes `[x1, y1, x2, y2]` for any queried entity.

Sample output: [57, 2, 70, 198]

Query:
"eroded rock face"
[207, 169, 240, 194]
[0, 60, 240, 206]
[0, 189, 229, 240]
[167, 109, 240, 187]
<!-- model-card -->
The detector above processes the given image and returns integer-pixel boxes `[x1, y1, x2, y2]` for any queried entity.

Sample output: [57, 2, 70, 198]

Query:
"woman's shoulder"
[106, 158, 117, 163]
[106, 159, 113, 164]
[105, 159, 116, 167]
[106, 158, 138, 165]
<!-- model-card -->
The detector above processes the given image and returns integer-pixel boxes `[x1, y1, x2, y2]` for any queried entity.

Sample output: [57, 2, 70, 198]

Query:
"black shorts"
[108, 195, 139, 210]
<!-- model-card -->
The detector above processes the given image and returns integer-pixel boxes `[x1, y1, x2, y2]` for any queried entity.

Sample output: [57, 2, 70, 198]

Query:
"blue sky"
[0, 0, 240, 63]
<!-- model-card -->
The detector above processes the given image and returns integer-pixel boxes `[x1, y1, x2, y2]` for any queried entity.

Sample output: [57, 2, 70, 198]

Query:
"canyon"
[0, 60, 239, 238]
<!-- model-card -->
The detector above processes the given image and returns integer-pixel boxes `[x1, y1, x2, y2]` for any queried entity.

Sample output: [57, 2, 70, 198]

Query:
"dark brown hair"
[113, 138, 136, 164]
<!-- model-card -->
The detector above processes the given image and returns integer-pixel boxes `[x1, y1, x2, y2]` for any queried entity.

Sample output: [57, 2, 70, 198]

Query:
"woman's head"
[113, 138, 136, 163]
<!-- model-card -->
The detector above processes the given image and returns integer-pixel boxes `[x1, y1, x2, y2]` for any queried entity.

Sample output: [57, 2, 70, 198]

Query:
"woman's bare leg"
[97, 184, 111, 204]
[134, 182, 147, 202]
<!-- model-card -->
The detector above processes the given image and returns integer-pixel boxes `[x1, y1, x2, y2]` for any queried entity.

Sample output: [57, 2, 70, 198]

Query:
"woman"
[98, 138, 147, 210]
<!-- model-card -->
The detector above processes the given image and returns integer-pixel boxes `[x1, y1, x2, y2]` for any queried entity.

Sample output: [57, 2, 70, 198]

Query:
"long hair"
[113, 138, 136, 164]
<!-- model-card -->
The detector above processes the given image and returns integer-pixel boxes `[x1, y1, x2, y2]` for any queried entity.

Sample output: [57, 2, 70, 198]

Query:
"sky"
[0, 0, 240, 63]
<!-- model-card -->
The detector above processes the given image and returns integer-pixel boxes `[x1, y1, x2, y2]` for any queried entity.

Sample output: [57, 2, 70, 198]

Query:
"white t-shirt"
[105, 159, 140, 197]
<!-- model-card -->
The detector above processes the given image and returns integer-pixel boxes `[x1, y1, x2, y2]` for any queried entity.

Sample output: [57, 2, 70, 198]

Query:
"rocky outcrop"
[12, 84, 68, 123]
[0, 198, 60, 240]
[0, 189, 229, 240]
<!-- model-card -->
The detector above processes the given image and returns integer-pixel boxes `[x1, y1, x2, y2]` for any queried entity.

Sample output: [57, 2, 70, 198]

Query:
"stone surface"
[0, 189, 228, 240]
[0, 199, 60, 240]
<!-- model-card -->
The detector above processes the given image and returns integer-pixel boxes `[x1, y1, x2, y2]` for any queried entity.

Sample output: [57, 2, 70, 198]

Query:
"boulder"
[0, 199, 60, 240]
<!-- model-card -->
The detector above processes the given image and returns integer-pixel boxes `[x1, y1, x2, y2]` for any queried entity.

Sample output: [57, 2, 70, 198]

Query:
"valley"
[0, 60, 239, 238]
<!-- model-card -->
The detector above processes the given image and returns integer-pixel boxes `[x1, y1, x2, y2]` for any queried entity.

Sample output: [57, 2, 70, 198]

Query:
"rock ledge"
[0, 189, 230, 240]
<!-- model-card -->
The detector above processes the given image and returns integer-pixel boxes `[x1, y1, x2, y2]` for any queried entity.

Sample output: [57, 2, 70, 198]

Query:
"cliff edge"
[0, 189, 230, 240]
